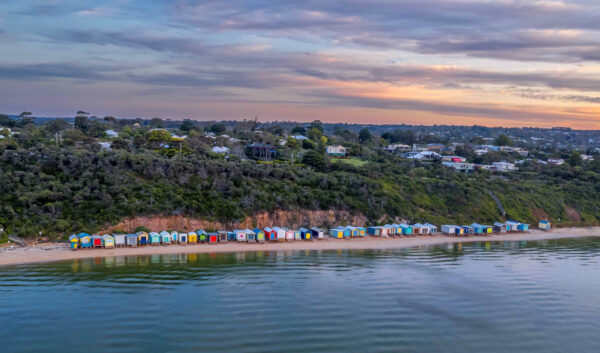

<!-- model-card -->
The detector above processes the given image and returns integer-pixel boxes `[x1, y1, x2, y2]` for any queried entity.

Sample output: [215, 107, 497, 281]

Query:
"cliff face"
[102, 210, 369, 233]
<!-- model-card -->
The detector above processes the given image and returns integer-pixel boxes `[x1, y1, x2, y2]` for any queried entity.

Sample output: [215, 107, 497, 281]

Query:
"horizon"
[1, 1, 600, 129]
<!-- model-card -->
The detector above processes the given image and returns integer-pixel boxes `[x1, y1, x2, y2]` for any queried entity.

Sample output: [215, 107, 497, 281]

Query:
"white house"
[326, 145, 347, 157]
[105, 129, 119, 138]
[387, 144, 411, 152]
[492, 161, 517, 172]
[212, 146, 230, 154]
[442, 162, 475, 172]
[548, 158, 565, 165]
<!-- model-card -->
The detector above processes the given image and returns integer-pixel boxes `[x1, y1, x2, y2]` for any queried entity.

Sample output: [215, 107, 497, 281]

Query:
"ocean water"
[1, 238, 600, 353]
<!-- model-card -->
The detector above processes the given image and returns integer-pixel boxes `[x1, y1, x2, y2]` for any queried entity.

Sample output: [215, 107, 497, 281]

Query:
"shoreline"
[1, 227, 599, 267]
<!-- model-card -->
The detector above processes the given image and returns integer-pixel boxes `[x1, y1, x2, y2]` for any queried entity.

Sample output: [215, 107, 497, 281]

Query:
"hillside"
[1, 144, 599, 240]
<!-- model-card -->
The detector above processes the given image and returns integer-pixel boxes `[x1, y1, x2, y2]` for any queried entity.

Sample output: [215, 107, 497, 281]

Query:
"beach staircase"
[486, 190, 506, 217]
[8, 234, 28, 247]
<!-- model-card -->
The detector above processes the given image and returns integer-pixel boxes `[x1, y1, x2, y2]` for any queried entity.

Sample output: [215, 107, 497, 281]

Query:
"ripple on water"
[2, 238, 600, 353]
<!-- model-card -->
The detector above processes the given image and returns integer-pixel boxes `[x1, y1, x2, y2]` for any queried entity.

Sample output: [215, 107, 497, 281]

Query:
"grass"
[334, 158, 367, 167]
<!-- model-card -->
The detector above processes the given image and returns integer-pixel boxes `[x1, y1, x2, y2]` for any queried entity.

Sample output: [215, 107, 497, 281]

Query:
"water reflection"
[1, 237, 600, 353]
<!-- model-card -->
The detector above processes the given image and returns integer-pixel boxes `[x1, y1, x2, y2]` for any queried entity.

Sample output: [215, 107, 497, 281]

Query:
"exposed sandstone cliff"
[102, 210, 369, 233]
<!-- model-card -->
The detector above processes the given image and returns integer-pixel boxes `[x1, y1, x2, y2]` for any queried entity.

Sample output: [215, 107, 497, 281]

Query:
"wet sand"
[1, 227, 599, 266]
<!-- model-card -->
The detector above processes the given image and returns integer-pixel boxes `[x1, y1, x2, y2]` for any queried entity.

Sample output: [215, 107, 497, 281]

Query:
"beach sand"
[1, 227, 599, 267]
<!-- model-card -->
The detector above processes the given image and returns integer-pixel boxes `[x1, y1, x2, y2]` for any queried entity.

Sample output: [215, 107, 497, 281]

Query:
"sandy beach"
[1, 227, 599, 267]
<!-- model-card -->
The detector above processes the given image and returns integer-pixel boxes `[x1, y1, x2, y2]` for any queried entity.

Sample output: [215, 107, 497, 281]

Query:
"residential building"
[326, 145, 347, 157]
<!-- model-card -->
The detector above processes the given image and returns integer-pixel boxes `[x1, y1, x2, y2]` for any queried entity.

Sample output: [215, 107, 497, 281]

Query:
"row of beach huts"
[68, 220, 541, 250]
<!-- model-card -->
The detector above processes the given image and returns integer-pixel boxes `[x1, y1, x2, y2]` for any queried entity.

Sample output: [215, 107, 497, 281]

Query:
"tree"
[0, 114, 16, 127]
[210, 124, 226, 135]
[568, 150, 582, 167]
[495, 134, 514, 146]
[104, 116, 117, 124]
[286, 137, 300, 165]
[303, 150, 326, 171]
[470, 136, 485, 145]
[310, 120, 324, 132]
[180, 120, 197, 133]
[74, 115, 88, 131]
[150, 118, 164, 128]
[45, 119, 70, 134]
[291, 125, 306, 135]
[111, 138, 131, 151]
[359, 128, 372, 143]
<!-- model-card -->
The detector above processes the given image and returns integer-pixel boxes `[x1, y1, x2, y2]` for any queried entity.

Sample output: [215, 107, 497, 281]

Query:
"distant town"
[2, 111, 597, 175]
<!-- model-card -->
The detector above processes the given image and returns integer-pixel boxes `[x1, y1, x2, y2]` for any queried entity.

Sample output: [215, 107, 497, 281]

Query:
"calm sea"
[2, 238, 600, 352]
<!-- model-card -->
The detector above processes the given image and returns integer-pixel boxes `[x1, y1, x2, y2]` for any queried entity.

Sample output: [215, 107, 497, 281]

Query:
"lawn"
[334, 158, 367, 167]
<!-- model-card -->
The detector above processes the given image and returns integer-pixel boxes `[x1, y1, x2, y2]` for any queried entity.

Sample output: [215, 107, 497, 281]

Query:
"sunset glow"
[1, 1, 600, 128]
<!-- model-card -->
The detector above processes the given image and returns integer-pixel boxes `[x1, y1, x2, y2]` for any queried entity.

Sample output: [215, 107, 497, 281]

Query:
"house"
[329, 228, 345, 239]
[227, 231, 236, 241]
[105, 129, 119, 138]
[208, 232, 219, 244]
[188, 231, 198, 244]
[310, 227, 325, 239]
[234, 229, 247, 242]
[441, 156, 467, 163]
[441, 225, 457, 235]
[114, 234, 126, 247]
[212, 146, 230, 154]
[504, 221, 521, 232]
[264, 227, 277, 242]
[399, 223, 413, 236]
[479, 224, 494, 234]
[539, 220, 551, 231]
[196, 229, 208, 243]
[492, 161, 517, 172]
[548, 158, 565, 165]
[102, 234, 115, 248]
[442, 162, 475, 172]
[293, 229, 302, 240]
[326, 145, 347, 157]
[426, 143, 445, 151]
[412, 223, 428, 235]
[245, 229, 256, 242]
[354, 226, 367, 236]
[281, 227, 295, 241]
[367, 226, 382, 236]
[493, 222, 507, 233]
[387, 144, 411, 153]
[253, 228, 266, 243]
[341, 226, 360, 237]
[273, 227, 286, 242]
[404, 151, 441, 161]
[92, 235, 103, 248]
[290, 135, 308, 141]
[218, 231, 228, 243]
[381, 225, 394, 237]
[246, 143, 278, 160]
[177, 231, 188, 244]
[470, 223, 485, 234]
[424, 223, 438, 234]
[69, 234, 79, 249]
[463, 226, 475, 235]
[149, 232, 161, 245]
[79, 233, 92, 248]
[170, 231, 179, 243]
[298, 227, 312, 240]
[160, 231, 171, 244]
[137, 232, 149, 246]
[517, 223, 530, 231]
[126, 234, 138, 247]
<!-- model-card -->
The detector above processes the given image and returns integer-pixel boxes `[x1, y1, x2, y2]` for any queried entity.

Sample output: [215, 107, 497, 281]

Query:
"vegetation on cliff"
[1, 115, 599, 239]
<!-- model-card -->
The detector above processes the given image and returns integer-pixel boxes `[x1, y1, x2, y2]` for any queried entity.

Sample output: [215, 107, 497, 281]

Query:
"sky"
[1, 1, 600, 128]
